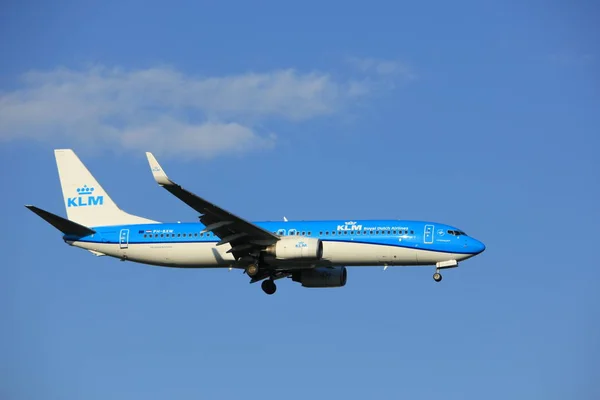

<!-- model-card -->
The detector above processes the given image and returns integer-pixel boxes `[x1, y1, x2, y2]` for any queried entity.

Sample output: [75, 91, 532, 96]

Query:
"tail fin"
[54, 149, 158, 227]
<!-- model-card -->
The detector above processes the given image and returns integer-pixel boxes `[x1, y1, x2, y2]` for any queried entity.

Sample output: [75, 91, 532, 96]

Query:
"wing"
[145, 153, 279, 260]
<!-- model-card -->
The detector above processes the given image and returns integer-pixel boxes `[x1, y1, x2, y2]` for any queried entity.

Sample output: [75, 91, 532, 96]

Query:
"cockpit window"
[447, 230, 468, 236]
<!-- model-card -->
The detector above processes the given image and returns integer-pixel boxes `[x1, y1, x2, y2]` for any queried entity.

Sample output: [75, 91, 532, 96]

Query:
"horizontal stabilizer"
[25, 205, 96, 237]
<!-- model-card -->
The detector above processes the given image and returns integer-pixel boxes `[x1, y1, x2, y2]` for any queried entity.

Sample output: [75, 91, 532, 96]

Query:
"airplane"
[26, 149, 486, 295]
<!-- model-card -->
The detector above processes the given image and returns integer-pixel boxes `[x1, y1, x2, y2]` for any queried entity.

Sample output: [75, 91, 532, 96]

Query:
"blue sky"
[1, 1, 598, 399]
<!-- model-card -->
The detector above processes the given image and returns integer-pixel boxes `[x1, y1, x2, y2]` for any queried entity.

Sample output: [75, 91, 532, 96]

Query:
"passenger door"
[423, 225, 434, 244]
[119, 229, 129, 249]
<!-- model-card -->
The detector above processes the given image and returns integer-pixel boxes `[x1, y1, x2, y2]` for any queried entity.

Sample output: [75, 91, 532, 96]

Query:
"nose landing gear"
[433, 260, 458, 282]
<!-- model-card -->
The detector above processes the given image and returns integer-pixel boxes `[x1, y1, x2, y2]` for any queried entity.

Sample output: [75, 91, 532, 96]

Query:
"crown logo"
[77, 185, 95, 196]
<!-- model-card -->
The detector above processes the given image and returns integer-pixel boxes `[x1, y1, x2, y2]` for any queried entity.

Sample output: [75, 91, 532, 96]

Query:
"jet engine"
[266, 237, 323, 260]
[292, 267, 347, 288]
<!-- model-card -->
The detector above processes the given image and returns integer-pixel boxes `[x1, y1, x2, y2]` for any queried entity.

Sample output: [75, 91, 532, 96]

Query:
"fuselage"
[65, 219, 486, 269]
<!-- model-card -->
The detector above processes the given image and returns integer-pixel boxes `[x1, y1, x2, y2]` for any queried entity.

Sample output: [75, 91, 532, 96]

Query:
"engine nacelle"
[266, 237, 323, 260]
[292, 267, 347, 288]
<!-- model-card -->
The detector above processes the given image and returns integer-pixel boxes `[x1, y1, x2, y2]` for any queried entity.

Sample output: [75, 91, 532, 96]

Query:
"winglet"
[145, 152, 173, 186]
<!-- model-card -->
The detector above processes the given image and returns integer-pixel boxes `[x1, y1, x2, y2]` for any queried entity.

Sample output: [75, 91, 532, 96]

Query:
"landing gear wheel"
[261, 279, 277, 295]
[433, 272, 443, 282]
[246, 264, 259, 277]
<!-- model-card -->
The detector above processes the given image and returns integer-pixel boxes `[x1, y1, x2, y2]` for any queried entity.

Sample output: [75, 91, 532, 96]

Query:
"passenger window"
[331, 231, 336, 235]
[161, 234, 164, 237]
[308, 232, 312, 236]
[177, 233, 181, 237]
[325, 231, 329, 235]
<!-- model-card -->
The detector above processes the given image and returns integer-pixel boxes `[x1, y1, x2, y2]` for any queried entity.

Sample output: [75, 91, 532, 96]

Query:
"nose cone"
[470, 238, 486, 255]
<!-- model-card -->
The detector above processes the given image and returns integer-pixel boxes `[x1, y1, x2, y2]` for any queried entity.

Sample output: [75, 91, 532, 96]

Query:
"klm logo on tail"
[67, 185, 104, 207]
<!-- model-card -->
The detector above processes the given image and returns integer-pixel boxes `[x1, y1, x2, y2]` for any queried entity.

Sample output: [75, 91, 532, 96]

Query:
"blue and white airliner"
[26, 149, 486, 295]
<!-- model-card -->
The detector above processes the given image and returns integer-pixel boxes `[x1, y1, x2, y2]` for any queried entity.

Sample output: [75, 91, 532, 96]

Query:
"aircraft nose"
[471, 238, 486, 254]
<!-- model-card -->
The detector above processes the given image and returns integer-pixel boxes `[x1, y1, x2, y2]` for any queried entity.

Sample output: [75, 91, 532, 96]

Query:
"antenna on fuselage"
[283, 216, 288, 222]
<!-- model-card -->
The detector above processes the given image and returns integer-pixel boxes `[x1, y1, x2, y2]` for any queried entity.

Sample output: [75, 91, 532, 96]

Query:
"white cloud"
[348, 57, 417, 80]
[0, 63, 404, 158]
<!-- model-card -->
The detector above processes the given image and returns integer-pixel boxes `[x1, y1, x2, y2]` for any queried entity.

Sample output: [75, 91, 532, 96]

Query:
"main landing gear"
[245, 261, 277, 295]
[261, 279, 277, 295]
[245, 263, 259, 277]
[433, 271, 443, 282]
